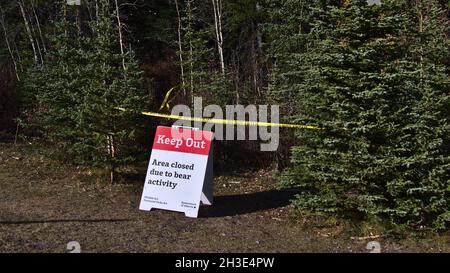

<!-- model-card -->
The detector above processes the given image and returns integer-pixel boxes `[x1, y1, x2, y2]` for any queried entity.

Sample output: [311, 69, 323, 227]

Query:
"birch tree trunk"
[107, 134, 116, 184]
[31, 0, 47, 54]
[251, 21, 260, 97]
[114, 0, 126, 71]
[13, 39, 23, 72]
[28, 8, 44, 64]
[17, 0, 39, 65]
[86, 0, 94, 21]
[76, 4, 81, 34]
[212, 0, 225, 74]
[255, 1, 264, 97]
[174, 0, 186, 96]
[95, 0, 99, 22]
[187, 0, 194, 104]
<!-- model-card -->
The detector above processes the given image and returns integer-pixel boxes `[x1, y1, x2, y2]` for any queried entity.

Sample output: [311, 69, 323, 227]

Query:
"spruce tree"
[266, 0, 335, 168]
[400, 0, 450, 228]
[23, 8, 85, 144]
[24, 0, 148, 182]
[276, 0, 450, 229]
[80, 0, 148, 182]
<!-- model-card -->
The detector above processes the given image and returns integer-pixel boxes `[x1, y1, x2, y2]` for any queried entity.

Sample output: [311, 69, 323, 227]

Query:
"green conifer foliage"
[23, 0, 148, 181]
[276, 0, 450, 229]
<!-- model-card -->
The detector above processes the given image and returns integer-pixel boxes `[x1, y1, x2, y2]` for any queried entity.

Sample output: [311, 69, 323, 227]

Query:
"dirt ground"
[1, 143, 450, 253]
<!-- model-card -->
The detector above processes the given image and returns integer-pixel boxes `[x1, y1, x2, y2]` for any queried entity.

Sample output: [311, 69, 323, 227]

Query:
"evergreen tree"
[276, 0, 450, 229]
[81, 0, 148, 182]
[23, 0, 148, 182]
[266, 0, 339, 169]
[401, 0, 450, 228]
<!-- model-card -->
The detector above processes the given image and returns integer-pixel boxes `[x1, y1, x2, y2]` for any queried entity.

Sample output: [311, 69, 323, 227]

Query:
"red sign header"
[152, 126, 213, 155]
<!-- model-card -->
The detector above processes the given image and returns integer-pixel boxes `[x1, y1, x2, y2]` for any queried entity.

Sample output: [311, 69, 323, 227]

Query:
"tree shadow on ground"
[200, 189, 300, 218]
[0, 219, 133, 225]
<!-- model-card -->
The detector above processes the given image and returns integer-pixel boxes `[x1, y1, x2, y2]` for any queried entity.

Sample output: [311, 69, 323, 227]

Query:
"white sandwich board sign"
[139, 126, 213, 218]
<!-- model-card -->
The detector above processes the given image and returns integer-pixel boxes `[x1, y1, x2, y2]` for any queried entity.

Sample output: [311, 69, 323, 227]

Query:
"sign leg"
[201, 144, 214, 205]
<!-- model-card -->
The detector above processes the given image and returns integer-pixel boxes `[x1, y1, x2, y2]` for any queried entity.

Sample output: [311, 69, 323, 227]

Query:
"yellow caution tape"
[116, 107, 321, 130]
[158, 86, 177, 111]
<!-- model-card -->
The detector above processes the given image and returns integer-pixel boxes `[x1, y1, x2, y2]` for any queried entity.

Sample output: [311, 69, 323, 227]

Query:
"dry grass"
[1, 143, 450, 253]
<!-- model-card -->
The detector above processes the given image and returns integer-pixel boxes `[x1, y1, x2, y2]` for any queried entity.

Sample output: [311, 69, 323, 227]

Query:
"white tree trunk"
[114, 0, 126, 72]
[174, 0, 186, 96]
[28, 9, 44, 64]
[17, 0, 39, 65]
[31, 0, 46, 54]
[13, 39, 23, 72]
[187, 0, 194, 104]
[212, 0, 225, 74]
[95, 0, 99, 23]
[107, 134, 116, 184]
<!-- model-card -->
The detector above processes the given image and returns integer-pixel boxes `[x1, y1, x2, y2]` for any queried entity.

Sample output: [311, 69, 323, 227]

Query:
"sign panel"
[139, 126, 213, 218]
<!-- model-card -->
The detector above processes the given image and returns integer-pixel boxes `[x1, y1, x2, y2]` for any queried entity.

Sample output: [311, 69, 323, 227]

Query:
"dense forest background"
[0, 0, 449, 229]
